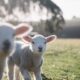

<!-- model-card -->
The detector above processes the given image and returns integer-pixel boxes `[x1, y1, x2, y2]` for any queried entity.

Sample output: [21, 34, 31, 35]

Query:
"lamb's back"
[8, 41, 23, 67]
[12, 41, 30, 66]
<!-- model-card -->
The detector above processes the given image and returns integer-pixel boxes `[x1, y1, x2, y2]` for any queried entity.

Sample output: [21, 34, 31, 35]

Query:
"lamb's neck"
[32, 51, 43, 57]
[31, 52, 43, 68]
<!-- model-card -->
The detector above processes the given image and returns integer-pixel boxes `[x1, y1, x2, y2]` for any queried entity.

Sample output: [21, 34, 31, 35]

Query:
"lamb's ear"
[46, 35, 57, 43]
[15, 23, 33, 37]
[22, 36, 32, 43]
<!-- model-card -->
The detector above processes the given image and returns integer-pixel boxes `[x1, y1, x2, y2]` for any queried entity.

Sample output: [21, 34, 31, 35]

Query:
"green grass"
[42, 39, 80, 80]
[3, 39, 80, 80]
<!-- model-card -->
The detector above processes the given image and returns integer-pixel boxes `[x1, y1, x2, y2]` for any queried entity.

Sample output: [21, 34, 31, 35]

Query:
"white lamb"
[8, 34, 56, 80]
[0, 23, 32, 79]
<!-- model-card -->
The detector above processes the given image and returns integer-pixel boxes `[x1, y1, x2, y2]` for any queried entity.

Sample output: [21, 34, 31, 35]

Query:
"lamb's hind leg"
[14, 66, 20, 80]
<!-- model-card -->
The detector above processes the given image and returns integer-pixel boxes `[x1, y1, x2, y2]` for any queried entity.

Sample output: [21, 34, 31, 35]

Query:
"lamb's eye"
[44, 41, 46, 44]
[13, 33, 15, 37]
[32, 41, 35, 44]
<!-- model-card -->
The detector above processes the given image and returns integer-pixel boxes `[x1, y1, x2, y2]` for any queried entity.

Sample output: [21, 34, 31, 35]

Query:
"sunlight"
[52, 0, 80, 20]
[4, 0, 8, 4]
[12, 1, 53, 22]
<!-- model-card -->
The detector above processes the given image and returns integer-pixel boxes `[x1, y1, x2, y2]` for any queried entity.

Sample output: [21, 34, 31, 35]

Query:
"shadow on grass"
[42, 74, 52, 80]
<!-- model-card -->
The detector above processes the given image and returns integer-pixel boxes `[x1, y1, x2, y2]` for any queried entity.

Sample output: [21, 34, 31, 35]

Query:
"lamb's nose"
[3, 40, 11, 51]
[38, 47, 43, 52]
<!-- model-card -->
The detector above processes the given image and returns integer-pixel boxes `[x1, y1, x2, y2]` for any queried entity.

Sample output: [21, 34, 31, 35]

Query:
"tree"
[0, 0, 65, 35]
[38, 0, 65, 32]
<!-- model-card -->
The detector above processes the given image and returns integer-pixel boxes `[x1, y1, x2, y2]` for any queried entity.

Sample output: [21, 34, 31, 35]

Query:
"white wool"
[0, 22, 32, 80]
[8, 35, 48, 80]
[0, 23, 16, 80]
[8, 34, 56, 80]
[0, 23, 15, 54]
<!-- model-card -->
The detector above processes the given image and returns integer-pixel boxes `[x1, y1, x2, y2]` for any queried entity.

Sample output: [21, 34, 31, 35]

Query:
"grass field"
[42, 39, 80, 80]
[3, 39, 80, 80]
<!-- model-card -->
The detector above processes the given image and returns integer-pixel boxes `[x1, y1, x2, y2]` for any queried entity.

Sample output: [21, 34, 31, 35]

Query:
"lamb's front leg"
[8, 57, 14, 80]
[0, 69, 3, 80]
[20, 67, 31, 80]
[34, 69, 42, 80]
[0, 60, 6, 80]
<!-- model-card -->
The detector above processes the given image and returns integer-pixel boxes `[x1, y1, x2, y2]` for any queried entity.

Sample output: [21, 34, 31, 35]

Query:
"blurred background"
[53, 0, 80, 38]
[0, 0, 80, 38]
[0, 0, 64, 36]
[1, 0, 80, 80]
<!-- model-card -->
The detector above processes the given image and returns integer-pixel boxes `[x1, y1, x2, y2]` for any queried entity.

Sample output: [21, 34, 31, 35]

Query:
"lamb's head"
[22, 34, 56, 54]
[0, 23, 32, 56]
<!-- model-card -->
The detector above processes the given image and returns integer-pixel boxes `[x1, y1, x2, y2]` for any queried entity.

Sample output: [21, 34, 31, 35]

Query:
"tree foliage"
[0, 0, 65, 34]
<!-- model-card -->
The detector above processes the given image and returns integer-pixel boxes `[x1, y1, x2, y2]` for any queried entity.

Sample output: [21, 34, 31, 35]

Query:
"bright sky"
[4, 0, 80, 21]
[52, 0, 80, 20]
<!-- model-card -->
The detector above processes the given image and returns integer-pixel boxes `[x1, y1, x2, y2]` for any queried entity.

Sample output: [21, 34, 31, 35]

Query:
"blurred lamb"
[0, 23, 32, 79]
[8, 34, 56, 80]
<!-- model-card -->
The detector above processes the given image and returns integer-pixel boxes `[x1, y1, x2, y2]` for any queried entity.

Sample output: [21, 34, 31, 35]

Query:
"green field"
[42, 39, 80, 80]
[3, 39, 80, 80]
